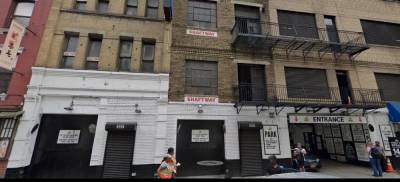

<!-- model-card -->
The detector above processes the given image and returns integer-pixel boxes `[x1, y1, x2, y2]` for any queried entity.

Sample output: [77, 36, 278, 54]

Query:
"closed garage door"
[239, 123, 263, 177]
[103, 123, 136, 179]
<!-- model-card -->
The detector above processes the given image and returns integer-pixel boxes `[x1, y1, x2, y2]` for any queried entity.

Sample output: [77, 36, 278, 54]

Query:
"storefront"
[288, 113, 395, 165]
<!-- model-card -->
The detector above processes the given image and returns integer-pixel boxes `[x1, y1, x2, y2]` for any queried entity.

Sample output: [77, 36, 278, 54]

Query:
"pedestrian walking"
[166, 147, 180, 178]
[370, 141, 385, 177]
[157, 155, 175, 179]
[293, 143, 307, 172]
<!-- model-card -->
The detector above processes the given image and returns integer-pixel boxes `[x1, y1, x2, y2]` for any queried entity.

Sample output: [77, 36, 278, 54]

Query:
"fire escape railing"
[234, 84, 385, 108]
[232, 18, 369, 58]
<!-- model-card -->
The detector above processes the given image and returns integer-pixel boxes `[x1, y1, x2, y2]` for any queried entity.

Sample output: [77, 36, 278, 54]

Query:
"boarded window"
[188, 0, 217, 29]
[185, 60, 218, 95]
[0, 68, 12, 94]
[361, 20, 400, 47]
[277, 10, 319, 39]
[61, 35, 79, 69]
[86, 37, 102, 70]
[285, 67, 330, 99]
[375, 73, 400, 102]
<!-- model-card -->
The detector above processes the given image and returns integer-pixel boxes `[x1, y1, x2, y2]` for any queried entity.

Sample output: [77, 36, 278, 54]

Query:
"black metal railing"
[234, 84, 385, 108]
[232, 19, 369, 56]
[233, 19, 367, 45]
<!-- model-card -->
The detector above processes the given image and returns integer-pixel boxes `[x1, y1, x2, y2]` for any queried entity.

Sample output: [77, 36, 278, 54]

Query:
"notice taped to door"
[192, 130, 209, 143]
[262, 125, 280, 155]
[57, 130, 80, 144]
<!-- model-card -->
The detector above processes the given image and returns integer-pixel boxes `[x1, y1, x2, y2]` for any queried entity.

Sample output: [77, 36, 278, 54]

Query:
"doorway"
[30, 115, 98, 178]
[336, 71, 353, 105]
[102, 123, 136, 179]
[238, 122, 263, 176]
[176, 120, 225, 177]
[238, 64, 266, 103]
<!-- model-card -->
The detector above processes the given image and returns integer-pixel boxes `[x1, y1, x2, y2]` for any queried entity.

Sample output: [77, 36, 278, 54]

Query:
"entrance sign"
[184, 96, 219, 104]
[351, 125, 365, 142]
[186, 29, 218, 38]
[191, 130, 209, 143]
[57, 130, 80, 144]
[341, 125, 353, 142]
[289, 115, 367, 124]
[262, 125, 280, 155]
[379, 125, 394, 151]
[354, 142, 369, 162]
[0, 20, 25, 71]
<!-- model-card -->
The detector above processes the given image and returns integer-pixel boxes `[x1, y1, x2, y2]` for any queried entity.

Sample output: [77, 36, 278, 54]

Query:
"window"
[185, 60, 218, 95]
[118, 40, 133, 72]
[97, 0, 109, 13]
[285, 67, 330, 99]
[126, 0, 138, 16]
[61, 35, 79, 69]
[375, 73, 400, 102]
[361, 20, 400, 47]
[86, 37, 102, 70]
[0, 68, 12, 94]
[146, 0, 159, 18]
[13, 1, 35, 27]
[277, 10, 319, 39]
[75, 0, 87, 10]
[141, 43, 155, 73]
[0, 118, 19, 159]
[188, 0, 217, 29]
[234, 5, 261, 34]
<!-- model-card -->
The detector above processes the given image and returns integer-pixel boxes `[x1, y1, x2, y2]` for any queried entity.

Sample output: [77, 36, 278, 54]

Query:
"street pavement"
[178, 159, 400, 179]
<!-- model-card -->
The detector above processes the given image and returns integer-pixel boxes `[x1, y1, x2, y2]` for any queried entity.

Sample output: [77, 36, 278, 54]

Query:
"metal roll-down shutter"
[103, 123, 137, 179]
[239, 122, 263, 176]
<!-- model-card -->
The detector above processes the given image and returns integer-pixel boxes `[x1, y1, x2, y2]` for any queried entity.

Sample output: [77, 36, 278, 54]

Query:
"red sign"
[185, 96, 219, 104]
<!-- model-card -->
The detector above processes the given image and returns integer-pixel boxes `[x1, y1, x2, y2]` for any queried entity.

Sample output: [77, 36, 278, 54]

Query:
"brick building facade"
[0, 0, 52, 178]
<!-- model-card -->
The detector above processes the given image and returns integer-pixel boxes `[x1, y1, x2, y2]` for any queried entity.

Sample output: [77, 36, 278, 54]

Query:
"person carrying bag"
[157, 156, 174, 179]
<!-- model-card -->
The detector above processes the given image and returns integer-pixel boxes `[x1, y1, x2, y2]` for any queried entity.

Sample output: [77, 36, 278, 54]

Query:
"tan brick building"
[7, 0, 172, 178]
[167, 0, 400, 177]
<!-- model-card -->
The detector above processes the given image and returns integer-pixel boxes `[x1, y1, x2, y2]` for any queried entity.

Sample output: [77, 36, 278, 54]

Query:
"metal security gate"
[239, 122, 263, 177]
[176, 120, 225, 177]
[103, 123, 136, 179]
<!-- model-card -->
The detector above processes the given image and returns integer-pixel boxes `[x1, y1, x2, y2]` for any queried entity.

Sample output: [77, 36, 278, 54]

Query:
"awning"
[387, 102, 400, 123]
[0, 110, 24, 119]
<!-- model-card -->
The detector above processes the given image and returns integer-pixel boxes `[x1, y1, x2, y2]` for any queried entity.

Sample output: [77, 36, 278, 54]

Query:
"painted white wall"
[7, 67, 169, 168]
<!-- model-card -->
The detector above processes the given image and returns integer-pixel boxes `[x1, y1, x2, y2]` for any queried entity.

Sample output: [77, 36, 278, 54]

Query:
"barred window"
[188, 0, 217, 29]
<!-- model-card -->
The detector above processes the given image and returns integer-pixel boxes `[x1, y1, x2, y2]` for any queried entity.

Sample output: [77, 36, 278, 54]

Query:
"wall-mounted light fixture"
[197, 105, 204, 114]
[64, 100, 74, 111]
[135, 104, 142, 114]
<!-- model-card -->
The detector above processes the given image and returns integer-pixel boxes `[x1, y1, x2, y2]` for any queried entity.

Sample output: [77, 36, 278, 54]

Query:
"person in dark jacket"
[268, 155, 283, 175]
[370, 141, 385, 177]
